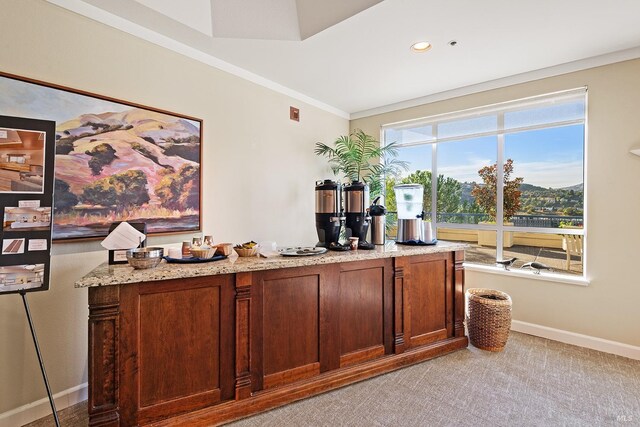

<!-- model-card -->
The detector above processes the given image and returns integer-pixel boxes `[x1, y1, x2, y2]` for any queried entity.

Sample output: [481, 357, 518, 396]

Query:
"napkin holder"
[107, 222, 147, 265]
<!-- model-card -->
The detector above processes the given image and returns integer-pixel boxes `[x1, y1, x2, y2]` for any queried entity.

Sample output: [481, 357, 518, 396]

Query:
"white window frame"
[381, 88, 588, 283]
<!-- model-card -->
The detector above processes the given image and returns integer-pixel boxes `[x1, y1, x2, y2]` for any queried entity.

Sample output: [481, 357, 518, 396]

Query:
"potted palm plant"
[314, 129, 407, 197]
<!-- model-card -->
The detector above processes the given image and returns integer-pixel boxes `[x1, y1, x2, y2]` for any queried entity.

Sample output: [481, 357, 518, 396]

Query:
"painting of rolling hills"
[0, 72, 201, 240]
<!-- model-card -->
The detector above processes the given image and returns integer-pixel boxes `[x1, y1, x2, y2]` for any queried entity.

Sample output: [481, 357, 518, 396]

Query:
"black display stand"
[0, 116, 58, 424]
[21, 290, 60, 426]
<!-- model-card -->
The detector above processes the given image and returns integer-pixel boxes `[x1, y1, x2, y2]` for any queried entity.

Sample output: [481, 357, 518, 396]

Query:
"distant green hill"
[519, 182, 583, 192]
[520, 183, 548, 192]
[519, 182, 583, 215]
[559, 183, 584, 191]
[458, 181, 583, 215]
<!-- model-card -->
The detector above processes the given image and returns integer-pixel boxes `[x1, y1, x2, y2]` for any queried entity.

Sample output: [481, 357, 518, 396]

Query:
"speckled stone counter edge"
[75, 241, 467, 288]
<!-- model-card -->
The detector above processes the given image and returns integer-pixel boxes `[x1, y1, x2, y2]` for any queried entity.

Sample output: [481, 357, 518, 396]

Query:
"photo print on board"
[2, 238, 25, 254]
[0, 263, 45, 293]
[3, 206, 51, 231]
[0, 127, 46, 194]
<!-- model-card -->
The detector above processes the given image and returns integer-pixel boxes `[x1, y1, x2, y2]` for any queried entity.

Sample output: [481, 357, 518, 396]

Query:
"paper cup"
[168, 247, 182, 259]
[348, 237, 359, 250]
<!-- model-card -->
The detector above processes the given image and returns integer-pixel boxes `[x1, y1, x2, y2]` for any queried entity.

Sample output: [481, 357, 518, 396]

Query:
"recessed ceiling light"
[410, 41, 432, 53]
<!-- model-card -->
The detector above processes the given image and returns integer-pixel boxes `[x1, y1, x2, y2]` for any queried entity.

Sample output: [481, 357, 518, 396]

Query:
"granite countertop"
[75, 241, 467, 288]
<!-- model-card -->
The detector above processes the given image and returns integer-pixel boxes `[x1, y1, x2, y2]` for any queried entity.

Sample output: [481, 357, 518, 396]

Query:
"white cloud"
[512, 160, 583, 188]
[398, 156, 583, 189]
[438, 158, 494, 182]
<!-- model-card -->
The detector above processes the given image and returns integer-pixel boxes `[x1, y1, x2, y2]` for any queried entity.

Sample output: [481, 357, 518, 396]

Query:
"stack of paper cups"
[168, 247, 182, 259]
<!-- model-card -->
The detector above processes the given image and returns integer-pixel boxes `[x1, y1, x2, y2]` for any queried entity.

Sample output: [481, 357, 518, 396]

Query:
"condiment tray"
[279, 247, 328, 257]
[164, 255, 228, 264]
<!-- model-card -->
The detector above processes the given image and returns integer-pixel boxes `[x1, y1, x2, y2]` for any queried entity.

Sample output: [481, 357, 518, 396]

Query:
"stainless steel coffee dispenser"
[315, 180, 344, 248]
[369, 197, 386, 245]
[344, 181, 374, 250]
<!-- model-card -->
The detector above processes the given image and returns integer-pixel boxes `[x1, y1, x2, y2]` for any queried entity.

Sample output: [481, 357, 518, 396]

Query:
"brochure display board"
[0, 115, 54, 295]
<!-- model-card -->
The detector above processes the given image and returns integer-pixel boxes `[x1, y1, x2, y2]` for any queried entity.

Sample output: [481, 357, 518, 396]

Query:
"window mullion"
[431, 129, 438, 227]
[496, 113, 505, 261]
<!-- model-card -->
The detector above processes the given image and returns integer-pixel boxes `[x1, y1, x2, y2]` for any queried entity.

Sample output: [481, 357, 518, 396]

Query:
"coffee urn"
[369, 196, 386, 245]
[344, 181, 375, 250]
[315, 180, 344, 248]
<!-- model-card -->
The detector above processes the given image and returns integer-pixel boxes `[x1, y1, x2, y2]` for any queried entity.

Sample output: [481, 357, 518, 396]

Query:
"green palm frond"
[315, 129, 408, 196]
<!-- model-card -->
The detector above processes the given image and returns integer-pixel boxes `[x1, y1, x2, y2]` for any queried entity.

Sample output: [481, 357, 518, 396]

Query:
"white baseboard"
[0, 383, 87, 427]
[1, 324, 637, 425]
[512, 320, 640, 360]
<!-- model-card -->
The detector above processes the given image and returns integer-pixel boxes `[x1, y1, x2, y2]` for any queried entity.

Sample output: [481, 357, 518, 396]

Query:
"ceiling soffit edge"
[351, 47, 640, 120]
[45, 0, 350, 119]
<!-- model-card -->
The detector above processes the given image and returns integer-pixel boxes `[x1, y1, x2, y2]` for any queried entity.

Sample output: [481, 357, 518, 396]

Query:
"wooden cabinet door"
[118, 276, 235, 426]
[400, 252, 453, 349]
[337, 259, 393, 368]
[250, 260, 395, 392]
[251, 266, 324, 390]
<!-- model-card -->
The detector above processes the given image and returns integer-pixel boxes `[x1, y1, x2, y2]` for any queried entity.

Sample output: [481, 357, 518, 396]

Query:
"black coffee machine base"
[358, 241, 375, 250]
[328, 242, 351, 251]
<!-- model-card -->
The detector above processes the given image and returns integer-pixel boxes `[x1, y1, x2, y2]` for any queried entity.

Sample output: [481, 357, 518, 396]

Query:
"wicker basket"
[189, 247, 216, 259]
[215, 243, 233, 256]
[466, 288, 512, 352]
[234, 246, 259, 257]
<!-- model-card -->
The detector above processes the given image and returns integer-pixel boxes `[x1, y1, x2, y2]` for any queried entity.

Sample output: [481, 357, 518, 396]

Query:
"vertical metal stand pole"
[20, 291, 60, 427]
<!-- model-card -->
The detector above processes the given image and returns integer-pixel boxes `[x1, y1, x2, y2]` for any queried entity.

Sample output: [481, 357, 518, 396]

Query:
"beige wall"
[352, 59, 640, 348]
[0, 0, 347, 416]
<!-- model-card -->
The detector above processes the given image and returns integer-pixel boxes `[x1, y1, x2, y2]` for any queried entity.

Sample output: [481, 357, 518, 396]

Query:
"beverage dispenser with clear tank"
[394, 184, 425, 243]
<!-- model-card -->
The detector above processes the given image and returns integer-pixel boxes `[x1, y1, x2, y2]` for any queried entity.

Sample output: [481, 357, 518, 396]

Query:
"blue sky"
[394, 124, 584, 189]
[0, 76, 200, 129]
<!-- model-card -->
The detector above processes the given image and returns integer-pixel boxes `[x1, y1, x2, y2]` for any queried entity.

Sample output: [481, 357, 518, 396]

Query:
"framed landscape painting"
[0, 71, 201, 241]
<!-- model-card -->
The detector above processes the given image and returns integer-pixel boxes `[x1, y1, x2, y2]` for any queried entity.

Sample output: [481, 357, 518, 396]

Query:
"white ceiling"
[47, 0, 640, 118]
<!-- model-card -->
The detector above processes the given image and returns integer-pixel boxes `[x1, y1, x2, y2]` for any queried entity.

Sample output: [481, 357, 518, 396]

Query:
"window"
[383, 88, 586, 278]
[7, 154, 26, 163]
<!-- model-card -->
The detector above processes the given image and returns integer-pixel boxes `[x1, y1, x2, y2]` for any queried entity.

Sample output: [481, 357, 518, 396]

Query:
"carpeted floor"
[25, 332, 640, 426]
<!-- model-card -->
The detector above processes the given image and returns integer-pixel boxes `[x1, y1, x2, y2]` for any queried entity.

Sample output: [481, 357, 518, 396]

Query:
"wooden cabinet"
[337, 259, 393, 367]
[88, 275, 235, 426]
[393, 251, 465, 354]
[249, 259, 393, 390]
[87, 250, 466, 426]
[403, 253, 450, 348]
[251, 267, 323, 390]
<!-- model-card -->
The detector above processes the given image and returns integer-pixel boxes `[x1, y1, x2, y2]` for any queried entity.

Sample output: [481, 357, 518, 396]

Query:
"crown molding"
[351, 46, 640, 120]
[45, 0, 350, 119]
